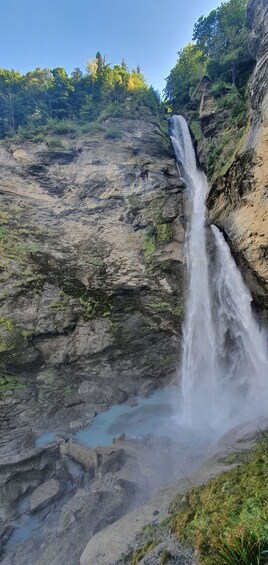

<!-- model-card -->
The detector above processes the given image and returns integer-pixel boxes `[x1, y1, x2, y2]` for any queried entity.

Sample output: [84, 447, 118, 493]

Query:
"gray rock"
[97, 449, 126, 478]
[64, 393, 82, 408]
[69, 420, 84, 431]
[60, 441, 99, 474]
[30, 478, 60, 512]
[78, 381, 126, 405]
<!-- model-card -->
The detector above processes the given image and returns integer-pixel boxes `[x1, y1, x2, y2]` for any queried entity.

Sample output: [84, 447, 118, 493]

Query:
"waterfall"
[170, 115, 268, 437]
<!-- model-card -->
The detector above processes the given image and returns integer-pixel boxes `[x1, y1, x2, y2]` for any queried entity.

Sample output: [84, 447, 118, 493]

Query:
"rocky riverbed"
[0, 385, 206, 565]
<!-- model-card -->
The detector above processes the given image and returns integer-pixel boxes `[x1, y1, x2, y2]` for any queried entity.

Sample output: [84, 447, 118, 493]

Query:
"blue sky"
[1, 0, 222, 93]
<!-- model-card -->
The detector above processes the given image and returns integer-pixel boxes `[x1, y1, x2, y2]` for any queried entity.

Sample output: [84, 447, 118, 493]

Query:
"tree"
[164, 43, 206, 107]
[121, 58, 128, 71]
[0, 69, 22, 135]
[49, 67, 74, 119]
[193, 0, 252, 85]
[128, 68, 147, 91]
[23, 67, 53, 123]
[70, 68, 85, 116]
[0, 55, 159, 138]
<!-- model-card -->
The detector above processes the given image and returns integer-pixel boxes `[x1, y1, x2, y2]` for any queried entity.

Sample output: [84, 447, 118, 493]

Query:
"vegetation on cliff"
[169, 441, 268, 565]
[165, 0, 255, 179]
[122, 441, 268, 565]
[0, 53, 161, 140]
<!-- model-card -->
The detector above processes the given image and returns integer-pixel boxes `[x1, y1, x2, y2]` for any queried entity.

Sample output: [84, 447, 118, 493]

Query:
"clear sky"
[1, 0, 222, 93]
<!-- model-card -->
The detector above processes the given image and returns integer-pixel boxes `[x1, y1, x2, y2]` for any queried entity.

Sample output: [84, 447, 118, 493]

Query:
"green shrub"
[210, 81, 232, 97]
[131, 541, 158, 564]
[31, 133, 45, 143]
[99, 101, 124, 121]
[45, 119, 78, 135]
[217, 531, 268, 565]
[104, 128, 122, 140]
[190, 120, 203, 142]
[156, 223, 173, 243]
[78, 121, 105, 135]
[170, 442, 268, 565]
[46, 137, 64, 149]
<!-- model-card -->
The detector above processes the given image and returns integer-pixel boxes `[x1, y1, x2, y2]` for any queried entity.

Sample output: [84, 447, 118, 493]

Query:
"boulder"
[64, 392, 82, 408]
[60, 441, 100, 474]
[30, 478, 60, 512]
[97, 449, 125, 478]
[78, 381, 126, 405]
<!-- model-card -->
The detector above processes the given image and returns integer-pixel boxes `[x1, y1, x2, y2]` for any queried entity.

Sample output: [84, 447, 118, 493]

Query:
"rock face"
[207, 0, 268, 316]
[0, 116, 185, 422]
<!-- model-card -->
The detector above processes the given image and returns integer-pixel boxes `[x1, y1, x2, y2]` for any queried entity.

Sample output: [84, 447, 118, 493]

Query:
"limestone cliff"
[0, 116, 185, 426]
[207, 0, 268, 316]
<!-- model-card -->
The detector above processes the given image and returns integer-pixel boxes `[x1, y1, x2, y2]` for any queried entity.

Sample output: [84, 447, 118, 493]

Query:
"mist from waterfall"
[170, 115, 268, 438]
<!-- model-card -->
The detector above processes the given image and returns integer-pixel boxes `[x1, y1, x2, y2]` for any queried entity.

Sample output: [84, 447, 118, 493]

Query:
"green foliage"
[206, 121, 248, 179]
[156, 223, 173, 243]
[0, 55, 161, 140]
[104, 128, 122, 140]
[172, 305, 183, 318]
[217, 531, 268, 565]
[79, 293, 112, 321]
[165, 43, 206, 108]
[46, 137, 64, 148]
[165, 0, 254, 102]
[87, 255, 104, 266]
[142, 222, 173, 259]
[130, 541, 158, 564]
[142, 226, 157, 257]
[45, 119, 78, 135]
[49, 292, 70, 312]
[170, 442, 268, 565]
[165, 0, 255, 179]
[193, 0, 253, 85]
[148, 302, 170, 310]
[210, 80, 232, 97]
[0, 374, 26, 399]
[190, 120, 203, 142]
[62, 510, 71, 530]
[0, 317, 15, 332]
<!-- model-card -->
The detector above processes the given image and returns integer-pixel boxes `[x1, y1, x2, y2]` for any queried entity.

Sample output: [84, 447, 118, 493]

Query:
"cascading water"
[170, 115, 268, 437]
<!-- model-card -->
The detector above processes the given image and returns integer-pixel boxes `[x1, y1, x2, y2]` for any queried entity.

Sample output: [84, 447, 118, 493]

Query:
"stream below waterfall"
[36, 386, 179, 449]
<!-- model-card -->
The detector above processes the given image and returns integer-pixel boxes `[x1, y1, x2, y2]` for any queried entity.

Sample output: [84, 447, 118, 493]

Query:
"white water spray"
[170, 115, 268, 436]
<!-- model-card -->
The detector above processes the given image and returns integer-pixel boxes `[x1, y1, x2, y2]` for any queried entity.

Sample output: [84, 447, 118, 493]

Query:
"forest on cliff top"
[0, 0, 254, 157]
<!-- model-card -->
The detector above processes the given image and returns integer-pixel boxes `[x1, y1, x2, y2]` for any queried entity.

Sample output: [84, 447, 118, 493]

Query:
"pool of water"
[35, 432, 57, 449]
[35, 386, 179, 450]
[74, 386, 178, 448]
